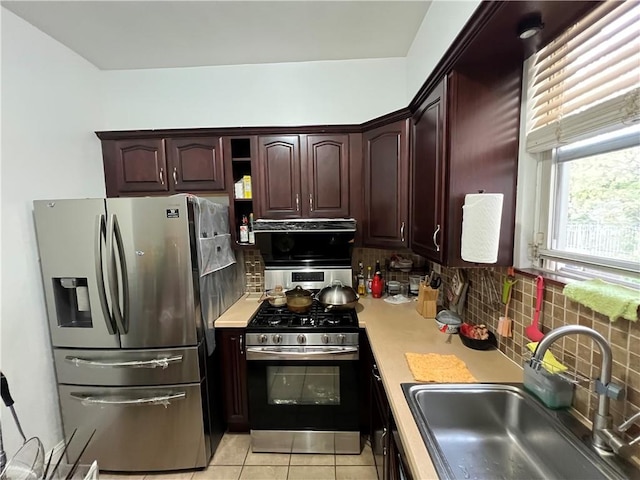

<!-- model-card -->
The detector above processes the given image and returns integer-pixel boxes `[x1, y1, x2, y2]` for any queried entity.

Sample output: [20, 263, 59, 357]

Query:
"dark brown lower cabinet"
[371, 360, 390, 480]
[217, 328, 249, 432]
[390, 424, 411, 480]
[368, 332, 411, 480]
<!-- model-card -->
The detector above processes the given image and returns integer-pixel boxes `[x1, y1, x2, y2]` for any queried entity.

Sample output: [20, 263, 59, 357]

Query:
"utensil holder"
[416, 282, 438, 319]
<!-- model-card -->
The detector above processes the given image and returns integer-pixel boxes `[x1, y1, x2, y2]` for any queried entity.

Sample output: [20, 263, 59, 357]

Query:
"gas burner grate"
[248, 299, 358, 330]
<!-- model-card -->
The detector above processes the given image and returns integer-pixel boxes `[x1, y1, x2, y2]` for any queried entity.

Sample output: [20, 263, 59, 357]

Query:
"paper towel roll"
[460, 193, 504, 263]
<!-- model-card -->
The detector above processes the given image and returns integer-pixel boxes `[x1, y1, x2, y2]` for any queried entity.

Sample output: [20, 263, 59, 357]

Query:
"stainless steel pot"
[316, 280, 359, 311]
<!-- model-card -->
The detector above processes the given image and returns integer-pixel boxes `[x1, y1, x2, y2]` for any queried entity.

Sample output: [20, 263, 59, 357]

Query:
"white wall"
[406, 0, 481, 100]
[100, 57, 407, 130]
[1, 8, 105, 456]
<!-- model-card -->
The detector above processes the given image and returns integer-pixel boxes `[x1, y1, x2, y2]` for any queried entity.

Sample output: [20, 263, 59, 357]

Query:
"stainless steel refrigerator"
[33, 195, 243, 472]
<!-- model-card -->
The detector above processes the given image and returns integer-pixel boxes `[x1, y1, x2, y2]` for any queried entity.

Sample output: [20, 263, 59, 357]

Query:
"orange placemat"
[405, 352, 477, 383]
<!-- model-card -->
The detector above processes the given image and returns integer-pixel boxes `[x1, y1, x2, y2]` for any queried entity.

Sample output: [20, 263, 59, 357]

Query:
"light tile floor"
[99, 433, 377, 480]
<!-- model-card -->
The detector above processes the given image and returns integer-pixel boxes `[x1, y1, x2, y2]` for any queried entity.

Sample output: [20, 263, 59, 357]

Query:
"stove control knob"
[259, 334, 268, 344]
[297, 334, 306, 344]
[337, 334, 346, 344]
[322, 334, 330, 344]
[273, 334, 283, 344]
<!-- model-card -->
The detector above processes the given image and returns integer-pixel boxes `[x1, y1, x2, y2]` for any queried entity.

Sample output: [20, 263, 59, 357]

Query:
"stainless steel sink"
[402, 383, 634, 480]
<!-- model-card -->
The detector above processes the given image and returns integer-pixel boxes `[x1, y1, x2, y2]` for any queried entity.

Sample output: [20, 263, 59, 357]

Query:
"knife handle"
[0, 372, 15, 407]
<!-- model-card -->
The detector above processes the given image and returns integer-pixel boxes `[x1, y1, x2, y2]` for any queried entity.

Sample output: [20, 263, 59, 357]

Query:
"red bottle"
[371, 273, 383, 298]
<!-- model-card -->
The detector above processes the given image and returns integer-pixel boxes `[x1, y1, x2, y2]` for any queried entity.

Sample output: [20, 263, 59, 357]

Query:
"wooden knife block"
[416, 282, 438, 319]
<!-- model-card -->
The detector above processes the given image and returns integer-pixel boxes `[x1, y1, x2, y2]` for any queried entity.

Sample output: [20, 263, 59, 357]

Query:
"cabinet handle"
[433, 224, 441, 252]
[296, 194, 300, 212]
[309, 193, 313, 212]
[172, 167, 178, 184]
[382, 427, 388, 456]
[239, 335, 244, 355]
[400, 221, 405, 243]
[159, 168, 165, 185]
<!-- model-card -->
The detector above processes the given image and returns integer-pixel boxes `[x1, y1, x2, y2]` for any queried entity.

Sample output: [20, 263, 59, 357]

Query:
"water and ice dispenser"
[52, 277, 92, 328]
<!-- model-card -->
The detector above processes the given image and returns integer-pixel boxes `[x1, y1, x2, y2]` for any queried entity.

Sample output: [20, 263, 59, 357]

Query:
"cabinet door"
[110, 139, 169, 194]
[371, 362, 390, 480]
[257, 136, 301, 218]
[166, 137, 225, 192]
[305, 134, 350, 218]
[217, 329, 249, 432]
[363, 120, 409, 248]
[411, 78, 447, 263]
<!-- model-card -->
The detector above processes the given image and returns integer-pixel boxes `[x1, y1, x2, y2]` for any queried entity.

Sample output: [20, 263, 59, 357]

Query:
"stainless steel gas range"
[247, 219, 361, 454]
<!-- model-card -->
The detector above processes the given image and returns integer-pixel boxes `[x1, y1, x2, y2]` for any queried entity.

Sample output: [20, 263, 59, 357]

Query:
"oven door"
[246, 347, 359, 432]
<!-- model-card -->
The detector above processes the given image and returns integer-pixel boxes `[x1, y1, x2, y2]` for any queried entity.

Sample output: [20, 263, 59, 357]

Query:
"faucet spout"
[531, 324, 619, 451]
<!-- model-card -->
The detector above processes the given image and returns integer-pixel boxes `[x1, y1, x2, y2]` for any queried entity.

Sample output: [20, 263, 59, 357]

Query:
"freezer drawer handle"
[65, 355, 183, 369]
[70, 391, 186, 408]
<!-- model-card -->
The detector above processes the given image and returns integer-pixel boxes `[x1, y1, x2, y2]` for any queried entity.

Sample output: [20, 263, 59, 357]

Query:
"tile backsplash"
[447, 266, 640, 441]
[242, 248, 264, 293]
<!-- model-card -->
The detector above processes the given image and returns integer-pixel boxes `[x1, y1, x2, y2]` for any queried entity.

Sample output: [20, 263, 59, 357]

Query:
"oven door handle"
[246, 346, 359, 361]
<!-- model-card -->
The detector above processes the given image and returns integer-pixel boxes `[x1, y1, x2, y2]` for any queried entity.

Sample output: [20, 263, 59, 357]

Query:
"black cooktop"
[247, 300, 359, 331]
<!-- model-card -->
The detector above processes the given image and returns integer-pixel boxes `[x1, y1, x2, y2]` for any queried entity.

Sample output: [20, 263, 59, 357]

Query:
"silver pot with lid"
[316, 280, 360, 311]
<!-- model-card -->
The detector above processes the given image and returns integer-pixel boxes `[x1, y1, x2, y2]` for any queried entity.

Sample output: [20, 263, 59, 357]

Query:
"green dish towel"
[563, 279, 639, 322]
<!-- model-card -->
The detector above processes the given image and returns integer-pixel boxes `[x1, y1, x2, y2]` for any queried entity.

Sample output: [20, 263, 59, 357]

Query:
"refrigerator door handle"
[70, 391, 186, 407]
[107, 214, 129, 334]
[95, 214, 116, 335]
[65, 355, 183, 369]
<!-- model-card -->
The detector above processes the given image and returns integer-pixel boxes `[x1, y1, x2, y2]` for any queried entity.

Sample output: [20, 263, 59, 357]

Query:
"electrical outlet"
[432, 263, 442, 274]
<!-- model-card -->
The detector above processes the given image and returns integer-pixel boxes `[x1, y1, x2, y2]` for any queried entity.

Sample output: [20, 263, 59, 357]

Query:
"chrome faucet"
[530, 325, 625, 451]
[599, 411, 640, 454]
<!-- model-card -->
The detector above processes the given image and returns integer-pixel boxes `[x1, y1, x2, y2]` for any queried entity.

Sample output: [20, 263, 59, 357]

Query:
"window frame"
[515, 62, 640, 284]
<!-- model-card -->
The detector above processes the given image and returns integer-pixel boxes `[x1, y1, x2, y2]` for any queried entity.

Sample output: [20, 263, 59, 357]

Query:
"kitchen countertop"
[215, 293, 524, 479]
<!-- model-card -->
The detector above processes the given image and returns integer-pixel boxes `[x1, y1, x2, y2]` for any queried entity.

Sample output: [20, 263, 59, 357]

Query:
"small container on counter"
[387, 281, 401, 295]
[409, 275, 421, 295]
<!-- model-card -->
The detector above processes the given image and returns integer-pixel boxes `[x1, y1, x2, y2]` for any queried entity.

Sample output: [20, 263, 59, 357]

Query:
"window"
[519, 1, 640, 284]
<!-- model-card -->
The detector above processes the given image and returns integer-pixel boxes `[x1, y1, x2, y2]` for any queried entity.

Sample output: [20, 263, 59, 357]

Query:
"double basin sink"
[402, 383, 637, 480]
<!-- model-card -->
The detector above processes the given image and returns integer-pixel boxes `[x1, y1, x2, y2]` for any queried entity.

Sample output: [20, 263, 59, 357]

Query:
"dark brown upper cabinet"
[107, 139, 168, 195]
[256, 134, 350, 219]
[256, 135, 302, 218]
[411, 68, 521, 267]
[166, 137, 225, 192]
[305, 134, 350, 218]
[411, 80, 446, 263]
[362, 120, 410, 249]
[102, 136, 225, 197]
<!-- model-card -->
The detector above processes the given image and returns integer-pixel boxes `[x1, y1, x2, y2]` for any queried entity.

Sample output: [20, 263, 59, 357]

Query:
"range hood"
[253, 218, 356, 233]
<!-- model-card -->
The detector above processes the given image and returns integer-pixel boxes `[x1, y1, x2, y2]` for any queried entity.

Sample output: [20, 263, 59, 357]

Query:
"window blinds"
[526, 1, 640, 153]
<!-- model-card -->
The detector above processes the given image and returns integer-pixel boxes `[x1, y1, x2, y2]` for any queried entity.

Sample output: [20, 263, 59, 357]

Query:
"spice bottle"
[356, 262, 366, 296]
[239, 214, 249, 243]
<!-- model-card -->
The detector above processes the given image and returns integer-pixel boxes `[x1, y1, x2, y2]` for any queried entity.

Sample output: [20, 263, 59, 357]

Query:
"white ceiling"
[2, 1, 431, 70]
